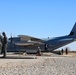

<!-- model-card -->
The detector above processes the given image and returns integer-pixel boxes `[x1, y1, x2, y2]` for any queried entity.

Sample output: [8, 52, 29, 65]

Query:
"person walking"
[1, 32, 7, 58]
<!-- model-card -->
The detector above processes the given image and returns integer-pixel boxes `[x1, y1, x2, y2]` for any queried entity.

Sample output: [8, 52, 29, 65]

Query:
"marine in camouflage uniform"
[0, 33, 2, 52]
[1, 32, 7, 58]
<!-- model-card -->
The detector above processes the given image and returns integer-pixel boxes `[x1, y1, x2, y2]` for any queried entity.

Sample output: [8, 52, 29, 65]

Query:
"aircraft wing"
[18, 35, 44, 42]
[15, 43, 34, 46]
[15, 42, 44, 46]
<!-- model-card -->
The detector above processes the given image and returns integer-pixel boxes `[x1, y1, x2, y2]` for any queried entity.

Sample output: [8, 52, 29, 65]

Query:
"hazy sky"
[0, 0, 76, 50]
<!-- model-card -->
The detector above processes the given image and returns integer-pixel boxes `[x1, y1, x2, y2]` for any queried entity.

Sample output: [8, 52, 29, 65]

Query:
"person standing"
[0, 33, 2, 52]
[65, 48, 68, 55]
[61, 49, 64, 55]
[1, 32, 7, 58]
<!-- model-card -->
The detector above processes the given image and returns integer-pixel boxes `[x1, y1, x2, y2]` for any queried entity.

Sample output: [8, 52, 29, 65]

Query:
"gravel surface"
[0, 56, 76, 75]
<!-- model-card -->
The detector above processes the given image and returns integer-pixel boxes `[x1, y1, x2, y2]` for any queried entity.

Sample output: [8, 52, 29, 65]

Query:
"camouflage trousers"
[1, 44, 7, 57]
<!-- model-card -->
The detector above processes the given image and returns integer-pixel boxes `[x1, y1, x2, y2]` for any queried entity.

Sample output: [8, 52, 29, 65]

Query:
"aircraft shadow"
[0, 56, 37, 59]
[51, 51, 61, 55]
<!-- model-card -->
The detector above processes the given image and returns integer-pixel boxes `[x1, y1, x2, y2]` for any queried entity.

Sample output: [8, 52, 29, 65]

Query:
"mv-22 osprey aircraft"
[7, 22, 76, 53]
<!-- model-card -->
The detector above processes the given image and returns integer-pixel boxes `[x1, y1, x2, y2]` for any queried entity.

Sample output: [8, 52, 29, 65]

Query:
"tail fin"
[69, 22, 76, 37]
